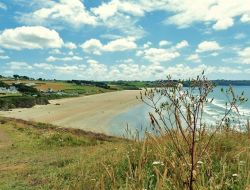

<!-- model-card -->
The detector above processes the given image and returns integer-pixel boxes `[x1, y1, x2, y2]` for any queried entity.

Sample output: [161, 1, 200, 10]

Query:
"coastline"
[0, 90, 142, 135]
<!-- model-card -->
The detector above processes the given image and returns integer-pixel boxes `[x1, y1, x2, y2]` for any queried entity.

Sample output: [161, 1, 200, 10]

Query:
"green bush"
[0, 96, 49, 110]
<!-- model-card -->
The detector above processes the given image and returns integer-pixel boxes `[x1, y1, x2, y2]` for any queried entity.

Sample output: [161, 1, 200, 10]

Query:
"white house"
[0, 86, 19, 94]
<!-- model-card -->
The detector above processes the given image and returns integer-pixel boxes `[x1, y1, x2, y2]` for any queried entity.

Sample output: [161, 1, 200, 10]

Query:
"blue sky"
[0, 0, 250, 80]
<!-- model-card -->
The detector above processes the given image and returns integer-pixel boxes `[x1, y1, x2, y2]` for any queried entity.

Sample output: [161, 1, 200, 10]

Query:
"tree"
[13, 74, 20, 80]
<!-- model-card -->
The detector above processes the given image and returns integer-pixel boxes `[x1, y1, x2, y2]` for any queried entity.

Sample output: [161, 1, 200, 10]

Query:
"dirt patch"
[0, 163, 26, 172]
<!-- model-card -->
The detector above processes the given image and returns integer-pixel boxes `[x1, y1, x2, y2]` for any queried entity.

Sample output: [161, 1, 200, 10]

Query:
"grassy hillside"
[0, 80, 114, 110]
[0, 117, 249, 189]
[0, 117, 130, 190]
[2, 80, 112, 95]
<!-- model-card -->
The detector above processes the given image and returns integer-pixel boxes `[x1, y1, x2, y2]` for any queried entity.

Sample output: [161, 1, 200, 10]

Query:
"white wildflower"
[239, 161, 245, 165]
[197, 161, 203, 165]
[152, 161, 164, 166]
[232, 173, 238, 177]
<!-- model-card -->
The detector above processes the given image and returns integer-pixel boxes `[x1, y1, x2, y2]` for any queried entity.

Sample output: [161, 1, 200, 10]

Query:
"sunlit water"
[108, 86, 250, 137]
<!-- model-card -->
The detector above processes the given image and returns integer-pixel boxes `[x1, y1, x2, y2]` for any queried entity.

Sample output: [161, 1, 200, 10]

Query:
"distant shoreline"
[0, 90, 142, 135]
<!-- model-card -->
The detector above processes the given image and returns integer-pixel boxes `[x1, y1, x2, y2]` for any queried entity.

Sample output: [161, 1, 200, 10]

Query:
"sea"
[108, 86, 250, 137]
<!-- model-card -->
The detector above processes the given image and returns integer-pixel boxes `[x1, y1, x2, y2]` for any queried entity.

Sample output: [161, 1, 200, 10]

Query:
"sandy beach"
[0, 90, 141, 134]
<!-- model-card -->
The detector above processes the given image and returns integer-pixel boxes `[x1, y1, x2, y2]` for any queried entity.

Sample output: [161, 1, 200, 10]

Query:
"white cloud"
[20, 0, 97, 27]
[103, 37, 137, 51]
[49, 49, 62, 55]
[116, 58, 134, 64]
[140, 48, 180, 63]
[196, 41, 222, 53]
[34, 63, 54, 70]
[68, 51, 74, 56]
[93, 0, 250, 31]
[143, 41, 152, 49]
[55, 64, 86, 74]
[211, 52, 219, 56]
[5, 60, 247, 80]
[6, 62, 33, 70]
[87, 59, 99, 65]
[92, 1, 146, 39]
[187, 54, 201, 63]
[46, 55, 83, 62]
[0, 55, 10, 60]
[80, 39, 103, 55]
[0, 26, 64, 50]
[240, 13, 250, 23]
[175, 40, 189, 49]
[0, 2, 7, 10]
[92, 0, 144, 20]
[64, 42, 77, 49]
[159, 40, 171, 47]
[162, 0, 250, 30]
[80, 37, 137, 54]
[238, 47, 250, 64]
[234, 33, 247, 40]
[213, 17, 234, 30]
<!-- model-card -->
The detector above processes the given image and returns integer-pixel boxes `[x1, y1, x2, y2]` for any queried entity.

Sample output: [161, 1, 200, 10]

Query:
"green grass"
[0, 93, 22, 98]
[0, 117, 128, 190]
[62, 84, 112, 95]
[0, 117, 249, 189]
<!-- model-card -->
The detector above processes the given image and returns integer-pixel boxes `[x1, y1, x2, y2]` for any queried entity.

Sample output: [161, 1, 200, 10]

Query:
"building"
[0, 86, 19, 94]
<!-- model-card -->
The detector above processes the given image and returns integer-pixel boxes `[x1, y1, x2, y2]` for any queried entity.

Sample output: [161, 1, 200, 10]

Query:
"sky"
[0, 0, 250, 80]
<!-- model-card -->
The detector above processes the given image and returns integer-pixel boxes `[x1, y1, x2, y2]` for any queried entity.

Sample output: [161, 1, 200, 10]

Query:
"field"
[0, 117, 249, 190]
[2, 80, 112, 95]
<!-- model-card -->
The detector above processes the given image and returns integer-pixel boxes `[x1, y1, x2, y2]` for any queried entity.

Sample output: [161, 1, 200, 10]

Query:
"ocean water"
[108, 86, 250, 137]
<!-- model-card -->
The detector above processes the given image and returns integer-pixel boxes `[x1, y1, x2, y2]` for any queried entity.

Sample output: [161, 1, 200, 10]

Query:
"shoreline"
[0, 90, 142, 135]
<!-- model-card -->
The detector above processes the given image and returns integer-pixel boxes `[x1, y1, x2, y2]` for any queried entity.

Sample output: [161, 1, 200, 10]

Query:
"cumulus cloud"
[0, 55, 10, 60]
[159, 40, 171, 47]
[4, 60, 248, 80]
[196, 41, 222, 53]
[20, 0, 97, 27]
[0, 2, 7, 10]
[175, 40, 189, 49]
[46, 55, 83, 62]
[187, 54, 201, 63]
[139, 48, 180, 63]
[15, 0, 250, 39]
[80, 37, 137, 54]
[213, 17, 234, 30]
[234, 33, 247, 40]
[64, 42, 77, 49]
[49, 49, 62, 55]
[162, 0, 250, 30]
[0, 26, 64, 50]
[240, 13, 250, 23]
[34, 63, 54, 70]
[238, 47, 250, 64]
[92, 0, 250, 31]
[92, 0, 144, 20]
[6, 62, 33, 70]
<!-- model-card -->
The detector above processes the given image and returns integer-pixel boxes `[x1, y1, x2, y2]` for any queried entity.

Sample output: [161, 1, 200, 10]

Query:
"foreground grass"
[0, 117, 128, 190]
[0, 117, 249, 189]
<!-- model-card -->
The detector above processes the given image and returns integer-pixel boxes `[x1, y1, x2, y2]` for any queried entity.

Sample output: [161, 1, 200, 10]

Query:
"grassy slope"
[0, 117, 128, 190]
[0, 117, 249, 190]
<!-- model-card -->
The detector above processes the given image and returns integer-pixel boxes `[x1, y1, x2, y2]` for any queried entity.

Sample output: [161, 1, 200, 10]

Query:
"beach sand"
[0, 90, 141, 134]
